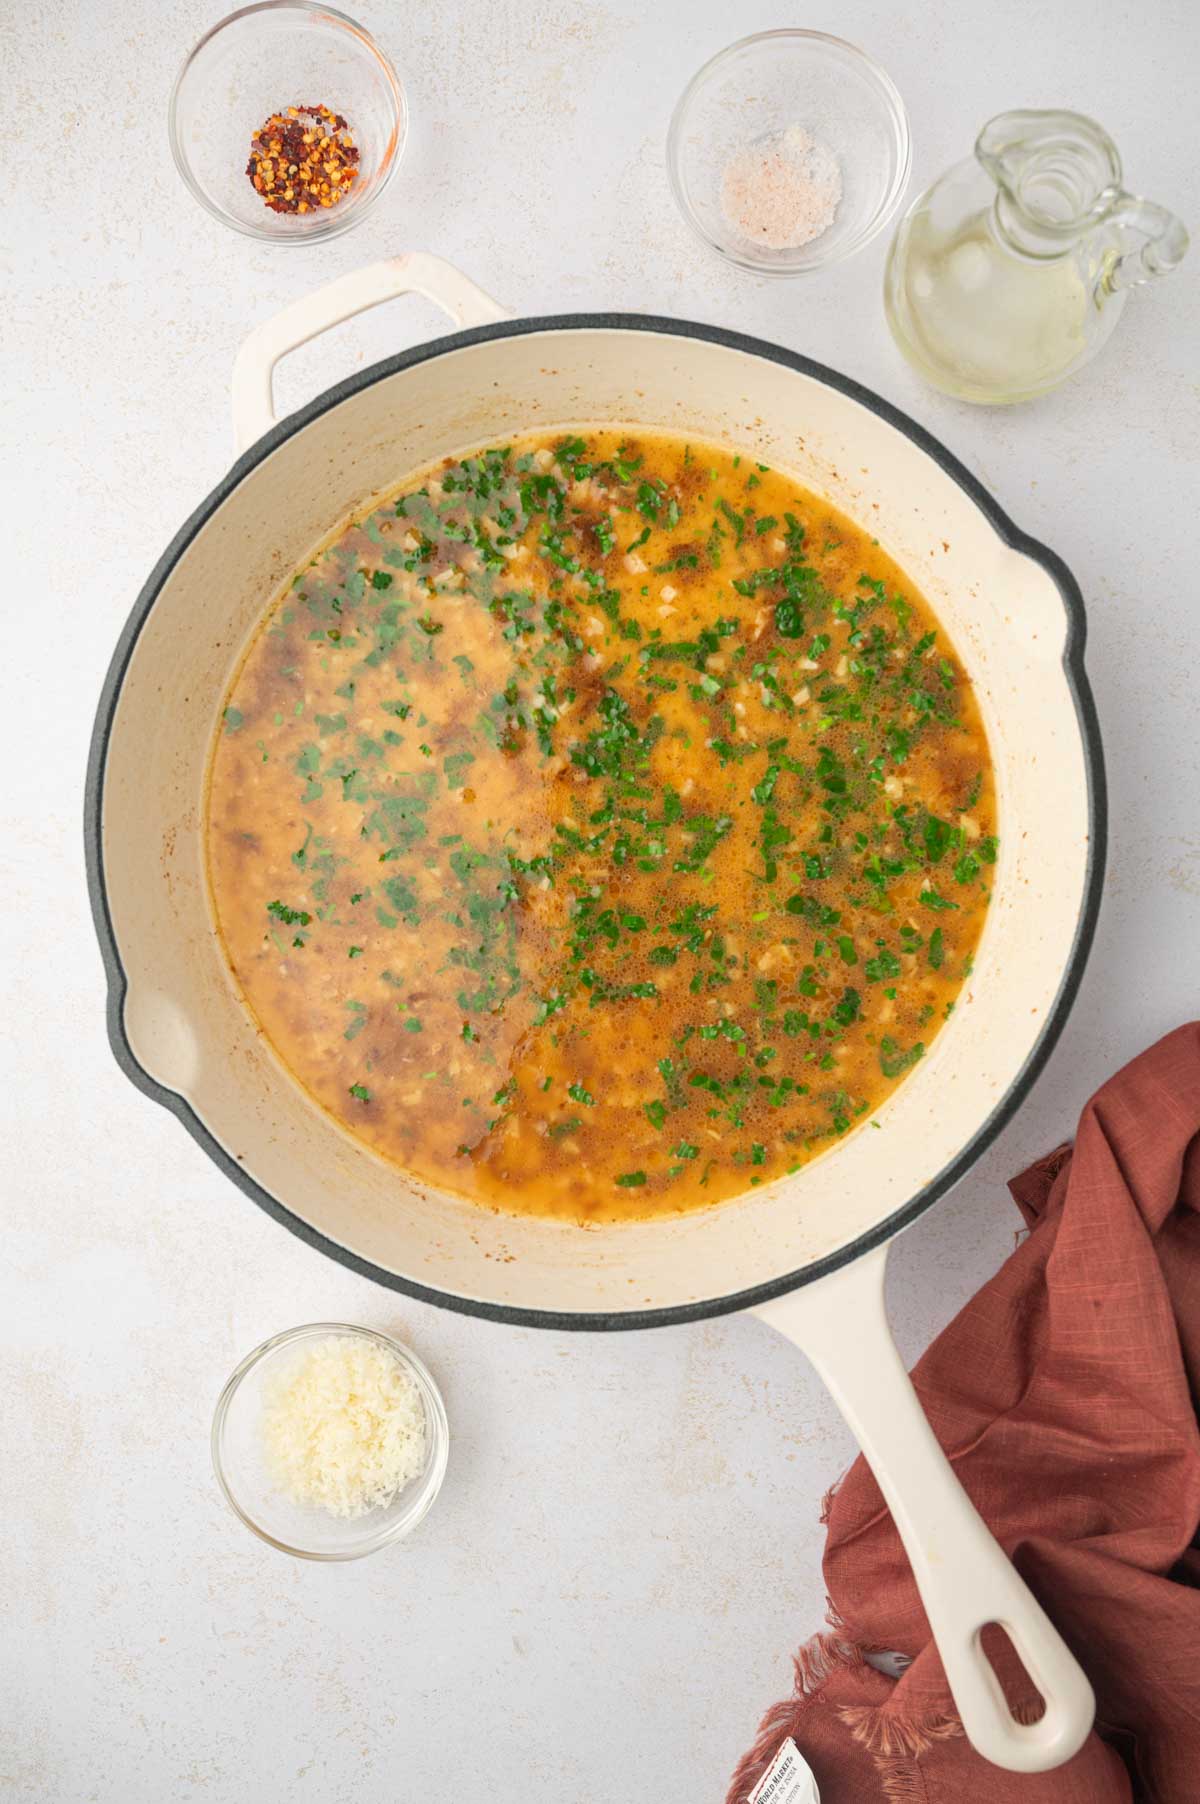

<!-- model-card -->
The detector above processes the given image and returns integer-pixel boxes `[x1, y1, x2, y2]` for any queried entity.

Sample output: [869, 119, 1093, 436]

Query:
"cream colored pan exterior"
[87, 256, 1104, 1770]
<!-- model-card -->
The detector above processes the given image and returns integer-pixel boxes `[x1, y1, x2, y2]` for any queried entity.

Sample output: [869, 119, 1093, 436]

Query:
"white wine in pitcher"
[884, 109, 1188, 404]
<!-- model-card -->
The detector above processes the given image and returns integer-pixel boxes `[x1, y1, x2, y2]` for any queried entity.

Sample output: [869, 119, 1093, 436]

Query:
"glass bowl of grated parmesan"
[667, 29, 910, 276]
[212, 1323, 449, 1559]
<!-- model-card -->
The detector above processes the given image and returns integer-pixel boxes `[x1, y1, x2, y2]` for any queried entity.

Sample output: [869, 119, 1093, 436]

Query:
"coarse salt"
[720, 124, 842, 251]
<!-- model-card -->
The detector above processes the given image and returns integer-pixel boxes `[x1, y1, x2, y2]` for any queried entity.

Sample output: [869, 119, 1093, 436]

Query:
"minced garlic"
[262, 1335, 426, 1519]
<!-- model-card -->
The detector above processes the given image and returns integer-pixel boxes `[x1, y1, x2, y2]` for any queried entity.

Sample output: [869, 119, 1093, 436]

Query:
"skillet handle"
[755, 1244, 1095, 1773]
[231, 253, 512, 452]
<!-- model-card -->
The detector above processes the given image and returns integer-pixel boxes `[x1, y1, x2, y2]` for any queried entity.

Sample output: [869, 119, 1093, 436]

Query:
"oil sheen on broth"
[207, 430, 997, 1222]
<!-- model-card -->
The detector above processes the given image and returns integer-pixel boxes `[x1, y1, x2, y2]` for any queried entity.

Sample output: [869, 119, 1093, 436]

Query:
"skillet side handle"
[755, 1244, 1095, 1774]
[231, 253, 512, 452]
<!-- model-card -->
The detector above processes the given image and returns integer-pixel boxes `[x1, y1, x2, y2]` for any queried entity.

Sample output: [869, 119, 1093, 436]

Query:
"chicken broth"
[207, 429, 997, 1222]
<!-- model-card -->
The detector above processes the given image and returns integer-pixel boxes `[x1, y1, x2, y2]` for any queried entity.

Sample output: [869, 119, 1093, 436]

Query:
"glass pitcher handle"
[1103, 194, 1190, 294]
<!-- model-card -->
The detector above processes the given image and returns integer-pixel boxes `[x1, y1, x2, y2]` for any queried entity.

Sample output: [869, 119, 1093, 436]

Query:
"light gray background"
[4, 1, 1198, 1799]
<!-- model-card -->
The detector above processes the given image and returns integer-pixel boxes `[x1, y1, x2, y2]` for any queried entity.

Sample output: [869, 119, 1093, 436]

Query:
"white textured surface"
[3, 1, 1199, 1799]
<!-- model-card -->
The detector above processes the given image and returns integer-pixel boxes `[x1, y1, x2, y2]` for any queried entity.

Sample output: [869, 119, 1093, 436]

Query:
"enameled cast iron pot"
[87, 255, 1105, 1772]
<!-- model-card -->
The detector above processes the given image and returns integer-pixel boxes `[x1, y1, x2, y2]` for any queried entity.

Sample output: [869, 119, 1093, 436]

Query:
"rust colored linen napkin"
[727, 1023, 1200, 1803]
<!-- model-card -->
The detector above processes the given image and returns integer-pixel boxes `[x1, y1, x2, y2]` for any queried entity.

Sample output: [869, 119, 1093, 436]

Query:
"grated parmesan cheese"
[261, 1334, 427, 1519]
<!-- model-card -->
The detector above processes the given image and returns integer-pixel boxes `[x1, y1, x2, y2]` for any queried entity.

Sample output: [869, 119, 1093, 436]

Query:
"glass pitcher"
[884, 109, 1188, 404]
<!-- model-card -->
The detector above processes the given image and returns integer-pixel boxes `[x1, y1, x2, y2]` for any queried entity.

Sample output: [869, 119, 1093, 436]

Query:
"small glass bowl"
[667, 30, 910, 277]
[212, 1323, 449, 1559]
[169, 2, 406, 243]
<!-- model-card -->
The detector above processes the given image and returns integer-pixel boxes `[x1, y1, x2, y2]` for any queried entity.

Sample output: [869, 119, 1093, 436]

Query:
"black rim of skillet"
[84, 313, 1108, 1332]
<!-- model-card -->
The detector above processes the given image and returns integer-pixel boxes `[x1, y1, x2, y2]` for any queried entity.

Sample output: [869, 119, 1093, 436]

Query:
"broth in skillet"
[207, 430, 997, 1222]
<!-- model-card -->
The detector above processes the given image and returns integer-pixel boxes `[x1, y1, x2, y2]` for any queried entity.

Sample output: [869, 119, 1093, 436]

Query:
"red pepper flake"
[245, 103, 360, 215]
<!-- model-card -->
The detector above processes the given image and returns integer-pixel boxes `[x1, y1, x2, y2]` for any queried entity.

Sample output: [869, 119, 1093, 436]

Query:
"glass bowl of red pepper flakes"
[169, 2, 406, 243]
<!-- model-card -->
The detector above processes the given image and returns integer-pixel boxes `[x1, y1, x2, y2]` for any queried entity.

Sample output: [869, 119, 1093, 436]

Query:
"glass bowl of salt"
[667, 29, 910, 276]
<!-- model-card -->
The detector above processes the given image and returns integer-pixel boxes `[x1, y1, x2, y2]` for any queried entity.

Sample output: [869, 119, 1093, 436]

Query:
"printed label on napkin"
[747, 1736, 820, 1804]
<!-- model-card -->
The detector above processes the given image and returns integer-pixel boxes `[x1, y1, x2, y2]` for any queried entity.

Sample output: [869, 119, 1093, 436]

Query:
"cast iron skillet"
[85, 256, 1105, 1771]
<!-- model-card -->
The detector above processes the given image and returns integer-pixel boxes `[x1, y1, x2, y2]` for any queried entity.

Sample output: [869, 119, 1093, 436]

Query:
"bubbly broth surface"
[207, 430, 997, 1221]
